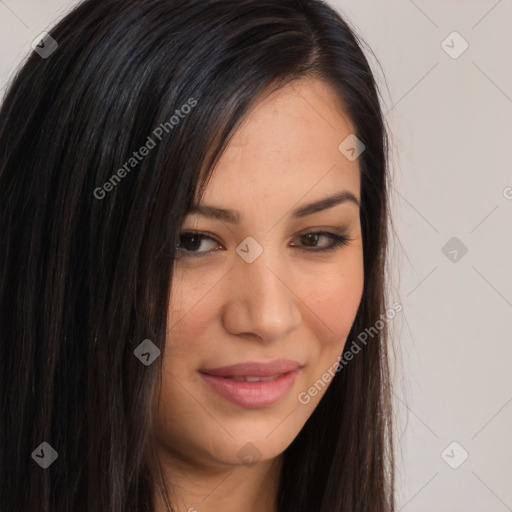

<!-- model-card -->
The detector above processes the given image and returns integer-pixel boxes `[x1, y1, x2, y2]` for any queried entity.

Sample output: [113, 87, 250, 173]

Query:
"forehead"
[197, 78, 360, 210]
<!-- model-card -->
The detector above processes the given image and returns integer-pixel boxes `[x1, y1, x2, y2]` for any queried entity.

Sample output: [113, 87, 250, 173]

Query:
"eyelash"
[175, 230, 352, 257]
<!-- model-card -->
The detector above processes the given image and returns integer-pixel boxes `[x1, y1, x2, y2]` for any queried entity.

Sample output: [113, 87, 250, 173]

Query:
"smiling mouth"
[199, 369, 301, 408]
[200, 359, 302, 377]
[220, 374, 282, 382]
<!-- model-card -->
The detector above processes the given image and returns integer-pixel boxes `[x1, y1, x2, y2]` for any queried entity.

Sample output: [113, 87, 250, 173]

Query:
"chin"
[200, 418, 300, 468]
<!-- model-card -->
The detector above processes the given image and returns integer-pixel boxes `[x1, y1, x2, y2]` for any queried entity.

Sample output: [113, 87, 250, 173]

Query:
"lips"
[201, 359, 302, 378]
[199, 359, 302, 408]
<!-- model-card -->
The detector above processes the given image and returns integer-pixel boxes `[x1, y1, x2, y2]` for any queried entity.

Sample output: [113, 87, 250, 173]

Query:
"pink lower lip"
[200, 369, 300, 408]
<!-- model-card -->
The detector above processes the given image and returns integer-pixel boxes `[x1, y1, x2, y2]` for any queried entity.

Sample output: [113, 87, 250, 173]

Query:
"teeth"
[229, 375, 281, 382]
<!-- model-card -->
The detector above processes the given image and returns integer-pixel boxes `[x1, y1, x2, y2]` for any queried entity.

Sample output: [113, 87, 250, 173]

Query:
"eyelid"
[176, 228, 353, 257]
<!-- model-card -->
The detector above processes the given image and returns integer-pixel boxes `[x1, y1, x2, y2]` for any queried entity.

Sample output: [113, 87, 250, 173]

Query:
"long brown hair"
[0, 0, 394, 510]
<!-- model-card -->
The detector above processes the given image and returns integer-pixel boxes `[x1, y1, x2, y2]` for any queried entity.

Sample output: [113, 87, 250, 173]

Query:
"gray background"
[1, 0, 511, 510]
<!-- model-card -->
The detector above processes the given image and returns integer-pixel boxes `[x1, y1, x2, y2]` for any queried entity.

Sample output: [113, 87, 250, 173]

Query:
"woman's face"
[154, 78, 364, 469]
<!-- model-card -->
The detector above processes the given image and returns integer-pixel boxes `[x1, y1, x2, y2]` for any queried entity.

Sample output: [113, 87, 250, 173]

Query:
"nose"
[221, 247, 301, 342]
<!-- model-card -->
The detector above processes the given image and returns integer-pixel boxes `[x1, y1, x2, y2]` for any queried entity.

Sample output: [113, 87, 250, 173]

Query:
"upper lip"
[200, 359, 302, 378]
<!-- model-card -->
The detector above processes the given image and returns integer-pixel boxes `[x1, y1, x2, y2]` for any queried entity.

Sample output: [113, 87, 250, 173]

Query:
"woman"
[0, 0, 395, 511]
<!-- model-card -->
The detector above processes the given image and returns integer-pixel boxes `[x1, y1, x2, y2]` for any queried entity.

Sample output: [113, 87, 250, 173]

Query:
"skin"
[152, 77, 364, 512]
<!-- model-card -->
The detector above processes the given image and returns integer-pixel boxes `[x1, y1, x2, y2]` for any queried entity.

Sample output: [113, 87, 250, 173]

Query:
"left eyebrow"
[186, 190, 360, 224]
[291, 190, 360, 218]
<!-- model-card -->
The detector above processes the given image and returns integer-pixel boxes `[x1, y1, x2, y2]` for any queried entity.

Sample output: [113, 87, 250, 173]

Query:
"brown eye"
[176, 232, 221, 255]
[176, 230, 351, 258]
[294, 231, 351, 252]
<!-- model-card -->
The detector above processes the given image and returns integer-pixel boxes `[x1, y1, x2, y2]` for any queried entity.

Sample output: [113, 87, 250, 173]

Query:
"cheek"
[166, 248, 364, 366]
[165, 267, 223, 356]
[299, 251, 364, 348]
[292, 253, 364, 410]
[153, 250, 364, 463]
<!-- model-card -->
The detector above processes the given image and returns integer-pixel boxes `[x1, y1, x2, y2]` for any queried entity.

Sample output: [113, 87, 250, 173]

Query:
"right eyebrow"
[186, 190, 360, 225]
